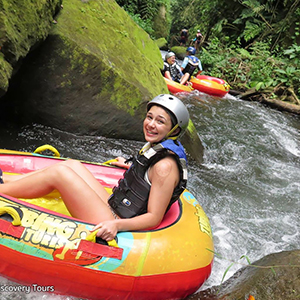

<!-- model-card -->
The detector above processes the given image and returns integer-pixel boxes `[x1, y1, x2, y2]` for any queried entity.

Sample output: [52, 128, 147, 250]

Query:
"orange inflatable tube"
[190, 75, 230, 97]
[0, 149, 214, 300]
[164, 77, 193, 94]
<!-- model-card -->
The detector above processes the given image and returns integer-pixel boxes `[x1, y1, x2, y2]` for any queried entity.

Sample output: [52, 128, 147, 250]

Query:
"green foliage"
[115, 0, 171, 38]
[127, 12, 154, 37]
[166, 0, 300, 100]
[116, 0, 300, 100]
[170, 0, 299, 50]
[243, 20, 265, 42]
[199, 36, 300, 98]
[283, 43, 300, 63]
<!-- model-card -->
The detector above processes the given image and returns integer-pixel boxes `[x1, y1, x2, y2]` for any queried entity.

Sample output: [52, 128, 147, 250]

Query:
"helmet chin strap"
[140, 124, 180, 155]
[165, 124, 180, 140]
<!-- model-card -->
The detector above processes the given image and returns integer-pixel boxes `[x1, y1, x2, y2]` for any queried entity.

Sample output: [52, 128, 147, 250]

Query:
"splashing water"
[0, 92, 299, 298]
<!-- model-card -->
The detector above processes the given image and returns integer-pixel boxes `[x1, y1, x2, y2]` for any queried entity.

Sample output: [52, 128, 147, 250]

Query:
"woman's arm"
[93, 156, 180, 240]
[164, 70, 173, 81]
[110, 157, 131, 169]
[180, 57, 188, 71]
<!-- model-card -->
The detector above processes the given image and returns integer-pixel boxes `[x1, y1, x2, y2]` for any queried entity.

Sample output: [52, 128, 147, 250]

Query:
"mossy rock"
[152, 5, 170, 39]
[181, 120, 204, 164]
[7, 0, 168, 140]
[0, 54, 12, 97]
[171, 46, 187, 60]
[155, 38, 168, 50]
[0, 0, 62, 96]
[1, 0, 204, 162]
[187, 250, 300, 300]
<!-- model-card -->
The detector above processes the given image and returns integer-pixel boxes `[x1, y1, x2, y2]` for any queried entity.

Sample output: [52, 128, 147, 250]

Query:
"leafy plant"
[207, 248, 280, 289]
[127, 12, 154, 36]
[115, 0, 170, 38]
[117, 0, 300, 101]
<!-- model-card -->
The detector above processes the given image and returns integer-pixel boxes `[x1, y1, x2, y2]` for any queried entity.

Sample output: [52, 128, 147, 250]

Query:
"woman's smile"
[143, 105, 173, 144]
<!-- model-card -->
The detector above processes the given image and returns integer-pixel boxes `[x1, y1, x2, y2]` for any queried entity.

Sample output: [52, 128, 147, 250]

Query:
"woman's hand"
[92, 220, 118, 241]
[110, 157, 131, 169]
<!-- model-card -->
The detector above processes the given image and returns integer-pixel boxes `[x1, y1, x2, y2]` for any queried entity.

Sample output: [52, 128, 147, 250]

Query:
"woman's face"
[167, 55, 175, 65]
[143, 105, 173, 144]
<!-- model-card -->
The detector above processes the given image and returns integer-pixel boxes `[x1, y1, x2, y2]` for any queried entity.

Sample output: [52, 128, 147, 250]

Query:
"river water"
[0, 91, 300, 299]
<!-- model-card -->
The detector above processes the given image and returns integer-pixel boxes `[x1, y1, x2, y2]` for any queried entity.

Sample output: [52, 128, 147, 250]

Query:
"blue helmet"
[186, 46, 196, 55]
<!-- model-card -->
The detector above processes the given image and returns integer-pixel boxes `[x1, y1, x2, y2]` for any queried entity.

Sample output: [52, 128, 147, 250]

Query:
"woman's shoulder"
[151, 155, 179, 177]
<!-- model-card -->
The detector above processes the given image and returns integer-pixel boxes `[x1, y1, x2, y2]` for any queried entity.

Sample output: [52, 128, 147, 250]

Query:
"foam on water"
[0, 94, 300, 298]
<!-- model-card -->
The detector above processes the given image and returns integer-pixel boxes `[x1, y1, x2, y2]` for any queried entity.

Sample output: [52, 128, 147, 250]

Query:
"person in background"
[192, 30, 203, 52]
[161, 52, 183, 83]
[0, 94, 189, 242]
[180, 46, 203, 86]
[179, 28, 189, 46]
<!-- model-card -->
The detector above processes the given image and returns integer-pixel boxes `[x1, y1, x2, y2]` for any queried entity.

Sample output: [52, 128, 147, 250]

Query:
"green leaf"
[274, 69, 286, 75]
[221, 263, 235, 284]
[255, 81, 265, 90]
[238, 48, 252, 59]
[240, 255, 252, 265]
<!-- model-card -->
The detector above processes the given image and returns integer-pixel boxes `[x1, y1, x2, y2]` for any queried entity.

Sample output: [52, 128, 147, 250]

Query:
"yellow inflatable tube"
[0, 148, 214, 300]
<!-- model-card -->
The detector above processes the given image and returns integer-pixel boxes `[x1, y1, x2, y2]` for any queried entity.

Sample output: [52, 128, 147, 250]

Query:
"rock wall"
[152, 5, 169, 39]
[0, 0, 204, 162]
[4, 0, 168, 140]
[186, 250, 300, 300]
[0, 0, 62, 96]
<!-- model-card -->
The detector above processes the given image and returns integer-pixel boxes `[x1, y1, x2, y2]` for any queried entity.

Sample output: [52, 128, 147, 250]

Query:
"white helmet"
[165, 52, 176, 61]
[147, 94, 190, 137]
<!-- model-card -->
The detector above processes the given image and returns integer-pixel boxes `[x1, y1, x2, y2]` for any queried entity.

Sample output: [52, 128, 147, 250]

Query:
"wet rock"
[3, 0, 166, 139]
[0, 0, 204, 162]
[155, 38, 168, 50]
[186, 250, 300, 300]
[0, 0, 62, 96]
[152, 5, 169, 39]
[171, 46, 188, 60]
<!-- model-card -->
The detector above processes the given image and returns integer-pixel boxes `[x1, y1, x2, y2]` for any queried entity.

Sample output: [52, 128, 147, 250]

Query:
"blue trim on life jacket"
[187, 55, 200, 65]
[157, 139, 187, 163]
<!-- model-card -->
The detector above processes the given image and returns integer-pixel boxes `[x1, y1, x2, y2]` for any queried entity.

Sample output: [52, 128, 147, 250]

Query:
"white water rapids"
[0, 91, 299, 299]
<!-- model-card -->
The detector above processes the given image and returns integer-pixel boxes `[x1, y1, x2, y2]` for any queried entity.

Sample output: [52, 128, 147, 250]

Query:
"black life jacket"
[182, 55, 200, 76]
[163, 61, 182, 83]
[108, 140, 188, 219]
